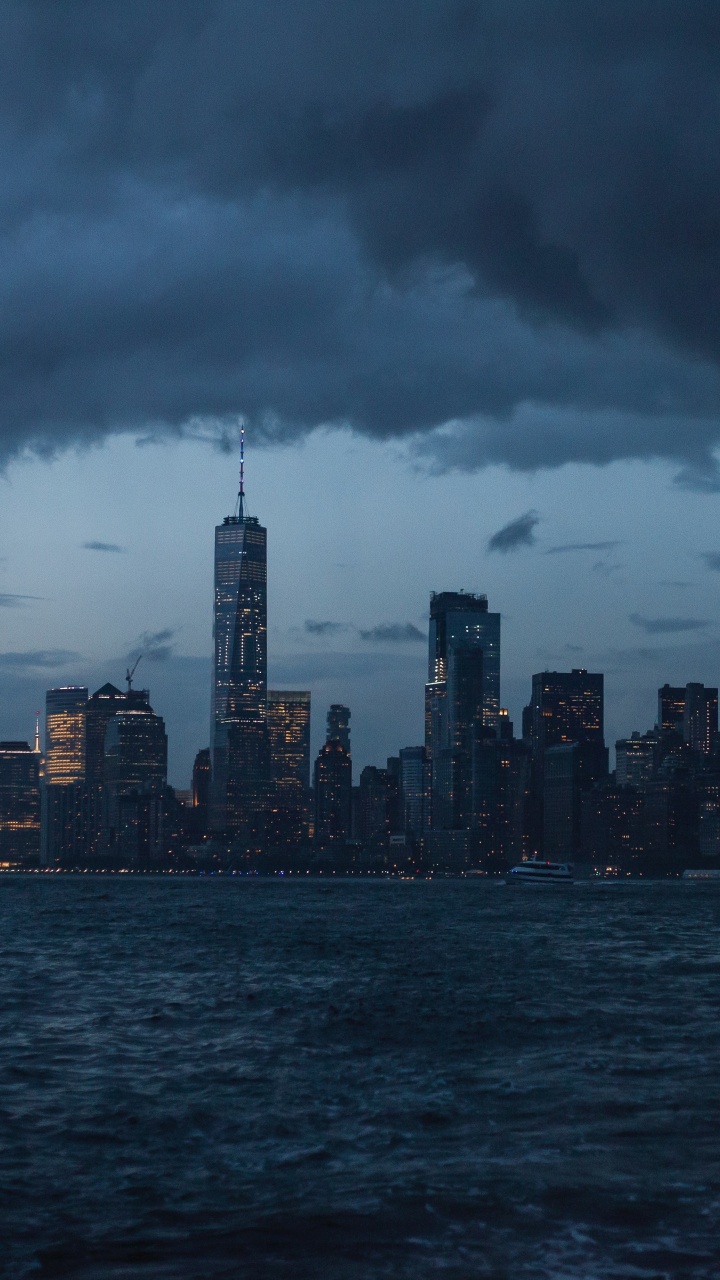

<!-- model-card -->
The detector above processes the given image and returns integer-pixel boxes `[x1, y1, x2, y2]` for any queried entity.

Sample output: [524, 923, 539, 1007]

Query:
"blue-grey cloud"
[358, 623, 425, 644]
[304, 620, 346, 636]
[546, 541, 621, 555]
[82, 541, 126, 553]
[3, 5, 720, 479]
[629, 613, 709, 635]
[487, 511, 540, 554]
[128, 628, 176, 664]
[0, 649, 80, 668]
[0, 594, 43, 608]
[701, 552, 720, 572]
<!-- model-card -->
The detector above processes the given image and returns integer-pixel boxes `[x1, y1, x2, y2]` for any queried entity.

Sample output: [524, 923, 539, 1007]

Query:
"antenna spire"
[238, 423, 245, 520]
[33, 712, 41, 754]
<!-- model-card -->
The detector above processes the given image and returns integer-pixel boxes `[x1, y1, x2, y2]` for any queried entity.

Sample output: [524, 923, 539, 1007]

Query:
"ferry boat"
[507, 856, 573, 885]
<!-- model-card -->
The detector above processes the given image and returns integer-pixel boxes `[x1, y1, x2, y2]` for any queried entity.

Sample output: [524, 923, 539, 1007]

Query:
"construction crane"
[126, 654, 142, 692]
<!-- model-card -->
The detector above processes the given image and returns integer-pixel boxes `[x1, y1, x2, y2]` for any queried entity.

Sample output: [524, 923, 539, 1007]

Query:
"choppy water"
[2, 876, 720, 1279]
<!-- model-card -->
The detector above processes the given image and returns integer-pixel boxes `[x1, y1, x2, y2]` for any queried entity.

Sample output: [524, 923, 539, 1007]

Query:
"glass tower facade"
[210, 508, 269, 835]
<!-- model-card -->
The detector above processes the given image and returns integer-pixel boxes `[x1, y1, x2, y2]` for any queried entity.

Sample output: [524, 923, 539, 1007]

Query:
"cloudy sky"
[2, 2, 720, 784]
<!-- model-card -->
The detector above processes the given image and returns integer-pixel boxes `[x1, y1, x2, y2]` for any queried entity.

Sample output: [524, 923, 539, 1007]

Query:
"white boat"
[507, 856, 573, 885]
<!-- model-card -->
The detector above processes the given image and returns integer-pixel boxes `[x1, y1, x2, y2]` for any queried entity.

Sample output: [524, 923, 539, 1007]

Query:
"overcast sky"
[2, 2, 720, 784]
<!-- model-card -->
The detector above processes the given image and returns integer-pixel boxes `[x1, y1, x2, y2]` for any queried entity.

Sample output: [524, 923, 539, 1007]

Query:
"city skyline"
[3, 430, 720, 787]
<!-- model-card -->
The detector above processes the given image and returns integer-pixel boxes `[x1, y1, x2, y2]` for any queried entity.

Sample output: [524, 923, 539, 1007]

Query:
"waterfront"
[2, 877, 720, 1278]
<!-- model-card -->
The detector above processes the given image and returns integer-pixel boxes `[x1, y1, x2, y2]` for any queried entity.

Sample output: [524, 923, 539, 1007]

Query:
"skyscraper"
[683, 683, 718, 754]
[425, 591, 499, 830]
[527, 669, 608, 856]
[210, 431, 269, 837]
[0, 741, 41, 867]
[267, 690, 311, 844]
[41, 686, 88, 866]
[102, 701, 168, 867]
[428, 592, 500, 730]
[314, 705, 352, 845]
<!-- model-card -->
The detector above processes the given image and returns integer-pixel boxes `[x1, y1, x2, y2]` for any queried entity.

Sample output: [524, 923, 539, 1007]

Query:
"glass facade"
[0, 742, 41, 867]
[211, 512, 269, 834]
[44, 686, 88, 785]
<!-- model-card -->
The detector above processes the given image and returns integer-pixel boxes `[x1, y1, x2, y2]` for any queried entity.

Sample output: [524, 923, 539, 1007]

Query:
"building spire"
[238, 423, 245, 520]
[33, 712, 41, 754]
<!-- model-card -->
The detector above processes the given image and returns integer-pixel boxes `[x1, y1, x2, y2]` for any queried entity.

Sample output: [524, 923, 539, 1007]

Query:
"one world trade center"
[210, 431, 269, 836]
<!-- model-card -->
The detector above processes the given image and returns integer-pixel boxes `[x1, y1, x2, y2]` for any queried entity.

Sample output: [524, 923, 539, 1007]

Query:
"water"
[2, 876, 720, 1279]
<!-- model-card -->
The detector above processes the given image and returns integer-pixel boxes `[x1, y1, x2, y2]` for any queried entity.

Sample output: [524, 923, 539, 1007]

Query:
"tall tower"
[425, 591, 500, 830]
[210, 429, 269, 836]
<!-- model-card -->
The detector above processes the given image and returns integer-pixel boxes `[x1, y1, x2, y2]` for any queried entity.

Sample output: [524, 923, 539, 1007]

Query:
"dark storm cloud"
[0, 593, 43, 607]
[629, 614, 709, 635]
[546, 541, 621, 555]
[701, 553, 720, 572]
[0, 649, 80, 668]
[304, 620, 346, 636]
[487, 511, 539, 553]
[359, 623, 425, 643]
[5, 3, 720, 475]
[128, 628, 176, 663]
[82, 541, 126, 553]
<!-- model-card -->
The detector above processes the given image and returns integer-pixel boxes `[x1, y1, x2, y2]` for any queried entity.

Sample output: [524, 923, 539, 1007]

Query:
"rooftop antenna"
[237, 422, 246, 520]
[126, 654, 142, 692]
[33, 712, 41, 754]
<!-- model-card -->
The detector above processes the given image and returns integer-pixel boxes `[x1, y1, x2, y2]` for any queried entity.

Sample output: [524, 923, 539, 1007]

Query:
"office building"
[658, 684, 686, 735]
[398, 746, 430, 840]
[428, 591, 500, 730]
[425, 591, 500, 830]
[41, 686, 88, 866]
[326, 704, 350, 752]
[529, 669, 604, 755]
[210, 433, 269, 837]
[683, 683, 718, 754]
[615, 732, 657, 787]
[314, 705, 352, 844]
[267, 690, 311, 844]
[102, 701, 168, 866]
[0, 741, 41, 867]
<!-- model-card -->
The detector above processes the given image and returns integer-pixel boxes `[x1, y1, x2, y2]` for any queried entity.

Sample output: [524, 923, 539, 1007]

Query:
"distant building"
[615, 732, 656, 787]
[84, 682, 134, 858]
[326, 704, 350, 752]
[425, 591, 500, 830]
[0, 742, 41, 868]
[41, 686, 88, 866]
[192, 748, 211, 834]
[683, 683, 718, 754]
[102, 702, 168, 867]
[658, 684, 686, 734]
[267, 690, 311, 844]
[210, 434, 269, 838]
[314, 706, 352, 844]
[398, 746, 430, 841]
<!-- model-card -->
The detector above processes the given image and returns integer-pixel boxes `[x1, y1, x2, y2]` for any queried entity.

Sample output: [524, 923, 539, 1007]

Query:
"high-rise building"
[210, 432, 269, 837]
[41, 686, 88, 866]
[44, 686, 88, 786]
[102, 702, 167, 866]
[84, 682, 133, 858]
[683, 683, 718, 754]
[399, 746, 430, 840]
[314, 705, 352, 845]
[326, 704, 350, 752]
[192, 748, 211, 835]
[428, 591, 500, 730]
[528, 670, 607, 856]
[615, 732, 657, 787]
[529, 670, 604, 754]
[267, 690, 311, 844]
[425, 592, 500, 831]
[658, 684, 686, 734]
[0, 741, 41, 867]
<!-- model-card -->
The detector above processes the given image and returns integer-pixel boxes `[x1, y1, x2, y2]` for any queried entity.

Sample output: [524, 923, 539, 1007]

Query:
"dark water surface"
[2, 877, 720, 1279]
